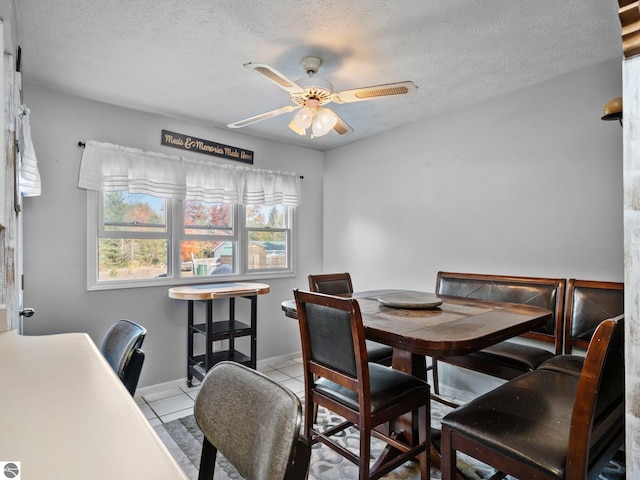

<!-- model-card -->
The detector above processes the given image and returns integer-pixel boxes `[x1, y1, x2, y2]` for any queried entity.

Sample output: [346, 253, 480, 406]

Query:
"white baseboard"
[136, 351, 303, 397]
[136, 378, 193, 397]
[256, 351, 302, 370]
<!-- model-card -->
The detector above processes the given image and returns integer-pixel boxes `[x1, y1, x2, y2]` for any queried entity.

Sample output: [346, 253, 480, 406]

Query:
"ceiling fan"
[227, 56, 418, 138]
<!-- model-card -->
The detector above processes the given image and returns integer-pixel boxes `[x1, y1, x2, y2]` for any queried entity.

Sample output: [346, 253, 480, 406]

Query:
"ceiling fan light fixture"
[288, 118, 306, 136]
[293, 106, 314, 129]
[311, 108, 337, 137]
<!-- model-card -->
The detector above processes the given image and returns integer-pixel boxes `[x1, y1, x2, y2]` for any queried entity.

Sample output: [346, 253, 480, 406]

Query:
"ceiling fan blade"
[227, 105, 300, 128]
[327, 109, 354, 136]
[244, 62, 305, 94]
[332, 81, 418, 104]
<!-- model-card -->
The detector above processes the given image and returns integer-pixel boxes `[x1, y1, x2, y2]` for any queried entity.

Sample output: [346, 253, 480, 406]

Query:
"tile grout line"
[139, 361, 305, 424]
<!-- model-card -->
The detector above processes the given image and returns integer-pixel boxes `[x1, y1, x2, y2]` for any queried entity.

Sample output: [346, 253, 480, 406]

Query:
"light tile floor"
[136, 357, 305, 426]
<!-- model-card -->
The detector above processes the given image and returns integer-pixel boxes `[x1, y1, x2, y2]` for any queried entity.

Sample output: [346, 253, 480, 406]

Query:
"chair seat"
[457, 340, 555, 371]
[315, 363, 429, 414]
[365, 340, 394, 364]
[537, 354, 584, 376]
[442, 369, 579, 479]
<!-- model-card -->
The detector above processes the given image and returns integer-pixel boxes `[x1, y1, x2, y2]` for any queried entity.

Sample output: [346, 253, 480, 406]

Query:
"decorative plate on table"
[377, 292, 443, 309]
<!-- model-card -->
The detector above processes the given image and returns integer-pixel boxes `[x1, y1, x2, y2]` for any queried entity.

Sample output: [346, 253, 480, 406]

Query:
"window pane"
[184, 201, 232, 235]
[246, 205, 285, 228]
[103, 192, 166, 232]
[98, 238, 168, 280]
[248, 231, 287, 270]
[180, 240, 235, 277]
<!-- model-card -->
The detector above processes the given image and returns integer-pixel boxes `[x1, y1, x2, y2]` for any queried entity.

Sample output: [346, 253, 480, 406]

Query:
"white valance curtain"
[78, 140, 300, 206]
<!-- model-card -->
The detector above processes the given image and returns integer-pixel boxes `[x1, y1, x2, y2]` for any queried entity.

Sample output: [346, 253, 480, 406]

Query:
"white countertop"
[0, 330, 188, 480]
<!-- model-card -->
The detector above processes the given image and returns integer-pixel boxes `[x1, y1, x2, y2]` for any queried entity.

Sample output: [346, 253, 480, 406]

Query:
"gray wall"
[324, 58, 622, 286]
[21, 85, 324, 387]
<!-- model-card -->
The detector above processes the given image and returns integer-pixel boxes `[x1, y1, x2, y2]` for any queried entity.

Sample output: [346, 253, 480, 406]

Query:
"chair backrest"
[194, 361, 310, 480]
[564, 279, 624, 353]
[100, 319, 147, 395]
[566, 314, 625, 478]
[308, 272, 354, 295]
[294, 289, 370, 402]
[436, 271, 566, 353]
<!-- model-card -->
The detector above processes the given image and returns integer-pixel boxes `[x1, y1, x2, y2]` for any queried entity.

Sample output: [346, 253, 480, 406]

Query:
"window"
[98, 192, 169, 281]
[181, 200, 235, 277]
[246, 205, 290, 271]
[87, 192, 295, 290]
[80, 141, 300, 289]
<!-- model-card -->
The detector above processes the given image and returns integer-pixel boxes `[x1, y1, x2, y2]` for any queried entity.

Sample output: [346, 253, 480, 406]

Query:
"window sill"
[87, 271, 295, 291]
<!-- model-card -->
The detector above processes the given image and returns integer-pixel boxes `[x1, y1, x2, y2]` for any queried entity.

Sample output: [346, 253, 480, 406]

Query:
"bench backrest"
[436, 271, 566, 353]
[564, 279, 624, 354]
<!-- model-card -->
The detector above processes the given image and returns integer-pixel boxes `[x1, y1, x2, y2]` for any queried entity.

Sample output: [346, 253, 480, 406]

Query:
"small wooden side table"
[168, 282, 270, 386]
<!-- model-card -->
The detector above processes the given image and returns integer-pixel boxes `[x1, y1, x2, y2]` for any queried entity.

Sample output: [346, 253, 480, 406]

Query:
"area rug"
[154, 402, 625, 480]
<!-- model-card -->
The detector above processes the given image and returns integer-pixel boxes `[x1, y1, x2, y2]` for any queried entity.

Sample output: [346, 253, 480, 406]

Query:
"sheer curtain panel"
[18, 106, 41, 197]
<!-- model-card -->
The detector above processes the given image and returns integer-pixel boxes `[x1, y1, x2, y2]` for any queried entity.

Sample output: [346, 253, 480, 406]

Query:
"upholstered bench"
[435, 272, 565, 380]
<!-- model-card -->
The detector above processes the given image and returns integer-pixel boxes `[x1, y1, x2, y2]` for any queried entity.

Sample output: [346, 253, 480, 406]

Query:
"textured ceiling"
[15, 0, 622, 151]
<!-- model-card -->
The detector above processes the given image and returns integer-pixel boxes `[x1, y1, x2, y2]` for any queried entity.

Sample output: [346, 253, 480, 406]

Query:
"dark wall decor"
[161, 130, 254, 164]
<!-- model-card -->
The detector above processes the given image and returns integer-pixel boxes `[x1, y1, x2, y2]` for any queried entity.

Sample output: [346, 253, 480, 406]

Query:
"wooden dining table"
[282, 289, 551, 375]
[281, 288, 552, 477]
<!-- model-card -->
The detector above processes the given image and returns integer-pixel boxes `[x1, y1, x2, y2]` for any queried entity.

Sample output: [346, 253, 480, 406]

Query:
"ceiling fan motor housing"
[290, 76, 334, 105]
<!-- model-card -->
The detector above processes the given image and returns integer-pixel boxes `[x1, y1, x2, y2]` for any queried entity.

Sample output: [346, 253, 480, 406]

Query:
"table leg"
[249, 295, 257, 369]
[205, 299, 213, 371]
[391, 349, 427, 439]
[384, 349, 471, 480]
[187, 300, 194, 386]
[228, 297, 235, 356]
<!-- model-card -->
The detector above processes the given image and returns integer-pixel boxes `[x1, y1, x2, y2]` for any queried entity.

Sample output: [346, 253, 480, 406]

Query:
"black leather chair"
[195, 361, 310, 480]
[538, 279, 624, 376]
[435, 271, 566, 380]
[294, 289, 430, 480]
[100, 319, 147, 396]
[440, 315, 624, 480]
[308, 273, 394, 367]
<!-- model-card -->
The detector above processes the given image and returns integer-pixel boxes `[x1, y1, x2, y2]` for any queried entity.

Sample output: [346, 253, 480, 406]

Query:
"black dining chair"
[308, 272, 394, 366]
[440, 314, 625, 480]
[194, 361, 310, 480]
[308, 272, 442, 393]
[294, 289, 430, 480]
[100, 319, 147, 396]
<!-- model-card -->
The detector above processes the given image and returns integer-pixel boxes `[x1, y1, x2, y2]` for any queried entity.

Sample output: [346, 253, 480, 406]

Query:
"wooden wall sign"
[161, 130, 254, 164]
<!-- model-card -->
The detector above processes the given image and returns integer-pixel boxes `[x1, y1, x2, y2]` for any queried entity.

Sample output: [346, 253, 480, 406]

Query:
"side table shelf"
[187, 296, 256, 386]
[168, 282, 270, 387]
